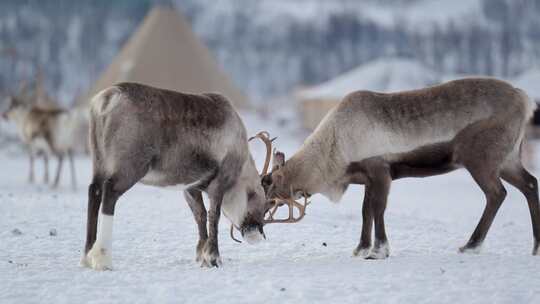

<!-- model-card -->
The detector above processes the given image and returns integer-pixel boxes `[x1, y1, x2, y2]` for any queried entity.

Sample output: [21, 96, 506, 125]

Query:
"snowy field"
[1, 112, 540, 304]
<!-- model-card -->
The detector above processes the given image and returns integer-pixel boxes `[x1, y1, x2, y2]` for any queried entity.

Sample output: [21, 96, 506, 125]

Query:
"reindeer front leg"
[68, 150, 77, 190]
[42, 153, 49, 184]
[201, 193, 222, 268]
[184, 189, 208, 262]
[353, 194, 373, 257]
[27, 148, 35, 183]
[52, 154, 63, 188]
[366, 161, 392, 259]
[347, 164, 373, 257]
[351, 158, 391, 260]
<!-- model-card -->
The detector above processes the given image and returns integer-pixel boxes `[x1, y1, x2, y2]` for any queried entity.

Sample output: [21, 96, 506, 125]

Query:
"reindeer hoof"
[195, 239, 206, 262]
[353, 246, 371, 257]
[200, 252, 222, 268]
[84, 245, 113, 271]
[200, 242, 221, 268]
[79, 255, 90, 268]
[458, 245, 481, 254]
[364, 243, 390, 260]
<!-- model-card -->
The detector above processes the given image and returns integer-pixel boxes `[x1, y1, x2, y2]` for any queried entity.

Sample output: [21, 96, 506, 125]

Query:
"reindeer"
[2, 91, 50, 184]
[259, 78, 540, 259]
[80, 83, 269, 270]
[2, 93, 87, 189]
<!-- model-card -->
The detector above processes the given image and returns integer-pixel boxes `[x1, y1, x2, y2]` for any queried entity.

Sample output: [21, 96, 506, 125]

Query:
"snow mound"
[298, 57, 440, 100]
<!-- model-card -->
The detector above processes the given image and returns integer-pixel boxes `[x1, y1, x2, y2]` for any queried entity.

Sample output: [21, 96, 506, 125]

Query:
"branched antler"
[230, 132, 310, 243]
[264, 194, 310, 224]
[249, 131, 276, 176]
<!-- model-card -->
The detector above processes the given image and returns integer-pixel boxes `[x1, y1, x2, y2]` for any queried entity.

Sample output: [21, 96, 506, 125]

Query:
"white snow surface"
[1, 111, 540, 303]
[298, 58, 440, 99]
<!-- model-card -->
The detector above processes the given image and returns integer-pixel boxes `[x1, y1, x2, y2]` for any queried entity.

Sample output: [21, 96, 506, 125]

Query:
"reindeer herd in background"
[1, 74, 89, 189]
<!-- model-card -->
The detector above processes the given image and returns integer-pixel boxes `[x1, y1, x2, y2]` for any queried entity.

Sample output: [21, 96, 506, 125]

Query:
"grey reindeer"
[80, 83, 269, 270]
[262, 78, 540, 258]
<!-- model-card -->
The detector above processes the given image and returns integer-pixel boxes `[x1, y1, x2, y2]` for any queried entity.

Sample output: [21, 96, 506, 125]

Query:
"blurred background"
[1, 0, 540, 129]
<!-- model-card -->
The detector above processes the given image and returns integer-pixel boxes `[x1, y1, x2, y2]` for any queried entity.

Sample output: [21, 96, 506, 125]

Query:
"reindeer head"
[221, 169, 269, 244]
[228, 132, 310, 242]
[2, 80, 34, 121]
[252, 132, 310, 224]
[2, 95, 27, 121]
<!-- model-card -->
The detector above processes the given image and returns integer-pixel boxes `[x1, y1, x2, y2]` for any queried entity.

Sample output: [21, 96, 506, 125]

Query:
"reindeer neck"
[283, 128, 347, 201]
[283, 147, 336, 197]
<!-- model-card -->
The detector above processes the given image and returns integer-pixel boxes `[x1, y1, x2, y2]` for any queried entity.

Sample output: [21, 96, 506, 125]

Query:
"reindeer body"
[266, 78, 540, 258]
[82, 83, 267, 270]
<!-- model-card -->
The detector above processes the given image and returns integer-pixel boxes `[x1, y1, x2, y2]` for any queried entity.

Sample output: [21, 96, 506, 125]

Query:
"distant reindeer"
[261, 78, 540, 258]
[2, 87, 88, 189]
[80, 83, 269, 270]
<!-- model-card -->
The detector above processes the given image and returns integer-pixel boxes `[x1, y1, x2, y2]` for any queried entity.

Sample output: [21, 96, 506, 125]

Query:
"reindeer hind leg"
[501, 160, 540, 255]
[80, 175, 103, 268]
[456, 121, 514, 253]
[460, 165, 506, 253]
[84, 156, 152, 270]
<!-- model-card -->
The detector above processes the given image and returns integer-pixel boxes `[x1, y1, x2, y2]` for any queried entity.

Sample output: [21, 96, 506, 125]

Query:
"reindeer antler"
[229, 194, 310, 243]
[230, 132, 310, 243]
[264, 194, 310, 224]
[230, 225, 242, 243]
[249, 131, 276, 176]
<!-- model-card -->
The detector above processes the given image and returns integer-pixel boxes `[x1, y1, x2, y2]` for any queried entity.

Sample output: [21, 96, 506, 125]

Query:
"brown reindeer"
[80, 83, 269, 270]
[260, 78, 540, 258]
[2, 91, 87, 189]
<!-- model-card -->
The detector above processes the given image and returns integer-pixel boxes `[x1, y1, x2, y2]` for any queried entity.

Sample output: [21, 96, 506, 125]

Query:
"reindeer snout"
[241, 224, 265, 244]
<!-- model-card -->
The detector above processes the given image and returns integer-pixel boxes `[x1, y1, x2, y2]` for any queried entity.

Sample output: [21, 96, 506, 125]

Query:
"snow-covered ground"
[1, 112, 540, 304]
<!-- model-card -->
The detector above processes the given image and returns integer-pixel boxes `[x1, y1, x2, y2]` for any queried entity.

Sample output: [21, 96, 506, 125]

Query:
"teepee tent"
[296, 58, 439, 129]
[80, 5, 248, 108]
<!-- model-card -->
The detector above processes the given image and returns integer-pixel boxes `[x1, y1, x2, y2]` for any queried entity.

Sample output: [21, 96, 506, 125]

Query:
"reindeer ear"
[273, 150, 285, 169]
